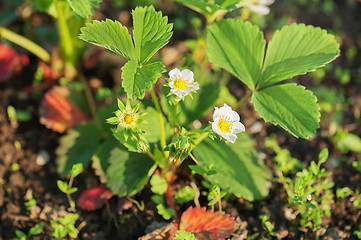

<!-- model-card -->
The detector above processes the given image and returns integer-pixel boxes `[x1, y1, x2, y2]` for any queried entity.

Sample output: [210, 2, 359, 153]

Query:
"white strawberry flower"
[212, 104, 245, 143]
[237, 0, 275, 15]
[168, 68, 199, 99]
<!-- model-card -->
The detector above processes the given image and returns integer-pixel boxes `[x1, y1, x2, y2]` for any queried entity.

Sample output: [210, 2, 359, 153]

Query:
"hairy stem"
[0, 27, 50, 63]
[150, 87, 166, 149]
[55, 0, 75, 74]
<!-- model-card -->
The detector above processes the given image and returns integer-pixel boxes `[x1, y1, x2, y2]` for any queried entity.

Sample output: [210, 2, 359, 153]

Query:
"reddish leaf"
[39, 86, 89, 133]
[179, 207, 235, 240]
[39, 61, 61, 85]
[0, 44, 29, 82]
[77, 185, 113, 211]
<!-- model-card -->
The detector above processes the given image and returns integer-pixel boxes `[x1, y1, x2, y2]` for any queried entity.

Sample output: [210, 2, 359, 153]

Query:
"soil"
[1, 0, 361, 239]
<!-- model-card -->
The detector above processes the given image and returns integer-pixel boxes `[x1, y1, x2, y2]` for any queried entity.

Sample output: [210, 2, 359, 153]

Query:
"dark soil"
[1, 0, 361, 239]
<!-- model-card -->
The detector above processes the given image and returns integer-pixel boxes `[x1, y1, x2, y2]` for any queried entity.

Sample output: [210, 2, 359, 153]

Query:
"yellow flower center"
[121, 111, 137, 127]
[173, 76, 188, 90]
[217, 115, 233, 133]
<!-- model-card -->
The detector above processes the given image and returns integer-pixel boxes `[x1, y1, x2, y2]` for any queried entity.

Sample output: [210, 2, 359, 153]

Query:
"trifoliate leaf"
[79, 19, 136, 61]
[252, 83, 320, 138]
[66, 0, 101, 18]
[207, 19, 265, 90]
[260, 23, 340, 87]
[132, 6, 173, 64]
[121, 61, 165, 100]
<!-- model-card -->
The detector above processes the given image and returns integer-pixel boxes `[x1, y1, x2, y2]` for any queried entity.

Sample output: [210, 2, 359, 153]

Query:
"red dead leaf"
[77, 184, 113, 211]
[0, 44, 29, 82]
[179, 207, 235, 240]
[39, 86, 89, 133]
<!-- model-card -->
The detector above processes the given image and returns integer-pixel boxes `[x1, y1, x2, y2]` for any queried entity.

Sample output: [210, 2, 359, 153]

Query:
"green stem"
[234, 90, 253, 110]
[67, 175, 76, 212]
[150, 87, 166, 150]
[55, 0, 74, 67]
[193, 132, 209, 146]
[0, 26, 50, 63]
[146, 150, 156, 162]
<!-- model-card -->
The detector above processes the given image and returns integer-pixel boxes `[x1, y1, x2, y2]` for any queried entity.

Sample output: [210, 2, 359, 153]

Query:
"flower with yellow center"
[118, 109, 138, 128]
[212, 104, 245, 143]
[237, 0, 274, 15]
[169, 68, 199, 98]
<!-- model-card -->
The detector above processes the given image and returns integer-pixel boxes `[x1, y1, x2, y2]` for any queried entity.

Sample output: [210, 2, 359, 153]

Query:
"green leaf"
[260, 23, 340, 87]
[66, 0, 101, 18]
[91, 137, 116, 183]
[150, 175, 167, 195]
[57, 180, 69, 194]
[106, 146, 156, 196]
[336, 187, 352, 199]
[67, 187, 78, 194]
[15, 229, 26, 239]
[174, 230, 198, 240]
[156, 204, 175, 220]
[252, 83, 320, 138]
[318, 148, 329, 165]
[56, 122, 102, 175]
[175, 186, 196, 204]
[192, 134, 271, 201]
[122, 61, 165, 100]
[70, 163, 83, 177]
[139, 107, 171, 143]
[79, 19, 136, 61]
[207, 19, 265, 90]
[335, 132, 361, 153]
[132, 6, 173, 64]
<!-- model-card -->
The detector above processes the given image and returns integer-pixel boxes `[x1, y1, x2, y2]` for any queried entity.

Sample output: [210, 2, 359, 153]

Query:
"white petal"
[224, 133, 237, 143]
[232, 122, 245, 134]
[222, 103, 232, 111]
[169, 68, 181, 80]
[259, 0, 274, 6]
[171, 89, 188, 98]
[218, 104, 231, 116]
[181, 69, 194, 82]
[186, 83, 199, 91]
[212, 121, 222, 135]
[228, 110, 240, 122]
[246, 4, 270, 15]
